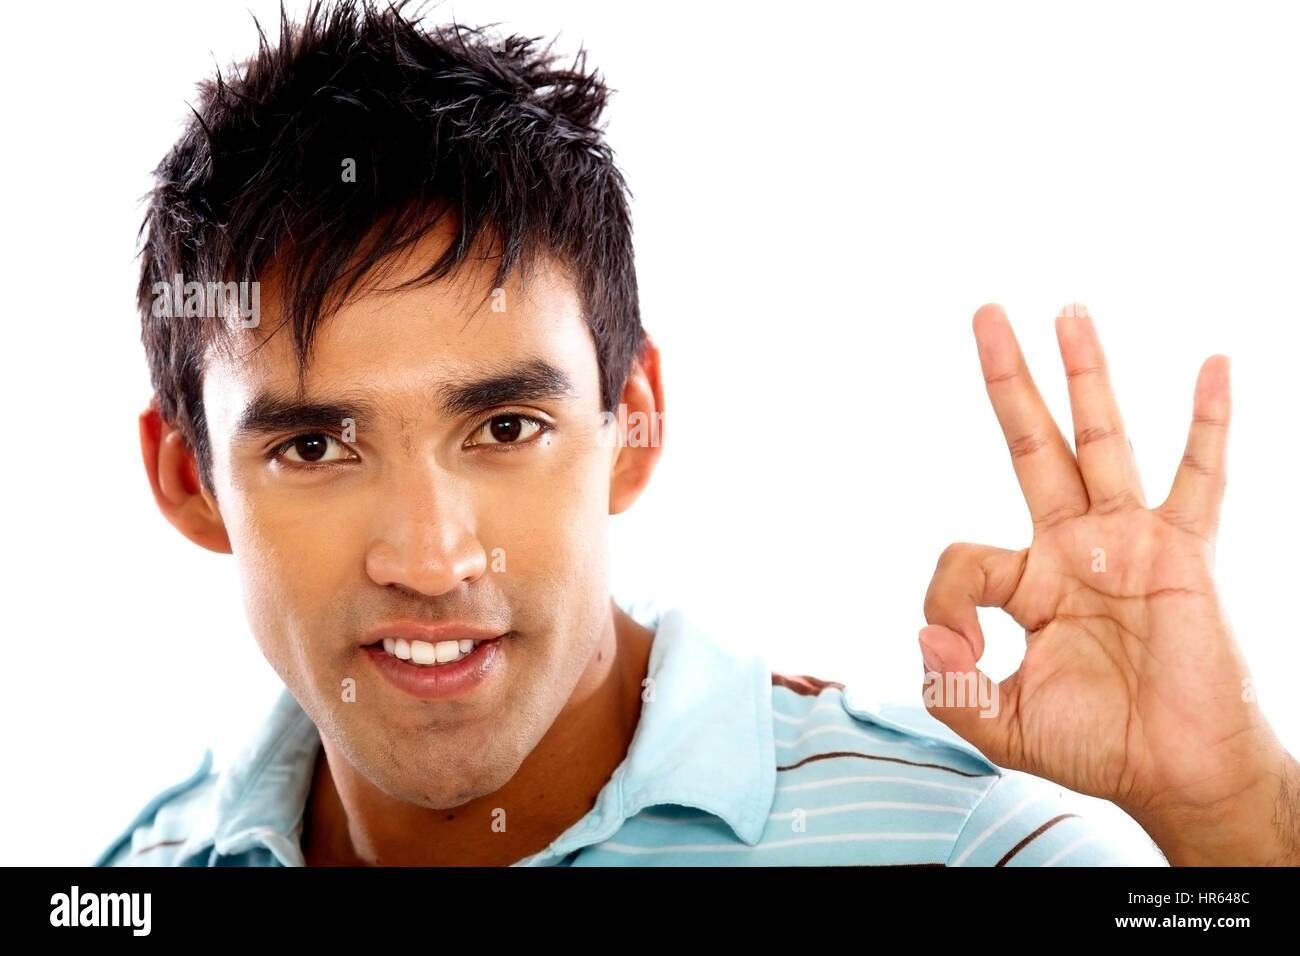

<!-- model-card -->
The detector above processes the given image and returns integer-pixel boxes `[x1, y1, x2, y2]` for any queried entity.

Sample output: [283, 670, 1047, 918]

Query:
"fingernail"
[1059, 302, 1089, 319]
[919, 629, 945, 673]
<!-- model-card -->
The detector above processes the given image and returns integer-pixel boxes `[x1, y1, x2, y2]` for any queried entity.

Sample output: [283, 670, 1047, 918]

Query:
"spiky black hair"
[138, 0, 642, 493]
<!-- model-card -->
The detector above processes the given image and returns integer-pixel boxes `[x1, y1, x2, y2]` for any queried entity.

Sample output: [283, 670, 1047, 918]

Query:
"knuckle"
[926, 544, 969, 616]
[1179, 452, 1217, 478]
[983, 369, 1018, 387]
[936, 542, 970, 569]
[1089, 489, 1140, 515]
[1031, 502, 1085, 532]
[1074, 424, 1119, 448]
[1156, 505, 1214, 546]
[1007, 432, 1049, 460]
[1065, 363, 1106, 382]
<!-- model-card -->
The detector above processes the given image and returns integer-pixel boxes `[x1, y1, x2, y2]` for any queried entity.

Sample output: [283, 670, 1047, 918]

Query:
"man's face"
[199, 227, 617, 808]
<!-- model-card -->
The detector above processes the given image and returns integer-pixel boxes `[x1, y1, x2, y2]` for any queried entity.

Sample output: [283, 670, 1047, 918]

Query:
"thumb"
[918, 624, 1013, 768]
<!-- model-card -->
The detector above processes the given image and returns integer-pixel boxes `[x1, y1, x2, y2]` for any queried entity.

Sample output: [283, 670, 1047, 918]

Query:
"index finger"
[923, 541, 1029, 660]
[973, 304, 1090, 531]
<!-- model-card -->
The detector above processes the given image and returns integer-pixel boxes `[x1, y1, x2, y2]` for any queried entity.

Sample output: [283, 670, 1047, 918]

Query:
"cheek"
[478, 441, 611, 583]
[225, 493, 355, 657]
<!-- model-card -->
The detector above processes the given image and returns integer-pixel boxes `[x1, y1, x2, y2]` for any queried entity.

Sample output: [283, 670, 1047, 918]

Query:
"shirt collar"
[552, 604, 776, 851]
[174, 689, 319, 866]
[182, 601, 777, 864]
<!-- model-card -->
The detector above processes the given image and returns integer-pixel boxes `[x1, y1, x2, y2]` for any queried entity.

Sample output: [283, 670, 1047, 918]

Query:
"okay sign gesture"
[919, 303, 1298, 865]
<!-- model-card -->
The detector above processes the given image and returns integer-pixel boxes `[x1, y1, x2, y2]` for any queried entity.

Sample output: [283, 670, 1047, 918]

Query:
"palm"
[1006, 511, 1242, 809]
[921, 304, 1266, 820]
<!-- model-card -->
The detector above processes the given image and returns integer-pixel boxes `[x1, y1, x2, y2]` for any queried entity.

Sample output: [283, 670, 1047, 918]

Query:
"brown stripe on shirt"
[778, 749, 992, 777]
[995, 813, 1079, 866]
[772, 672, 846, 696]
[132, 838, 187, 857]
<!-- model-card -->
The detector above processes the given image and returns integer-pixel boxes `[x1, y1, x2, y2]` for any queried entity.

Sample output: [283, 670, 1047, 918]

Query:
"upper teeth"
[382, 637, 478, 666]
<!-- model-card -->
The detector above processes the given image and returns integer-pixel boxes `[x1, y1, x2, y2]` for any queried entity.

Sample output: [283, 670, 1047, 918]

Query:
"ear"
[609, 334, 665, 515]
[139, 397, 232, 554]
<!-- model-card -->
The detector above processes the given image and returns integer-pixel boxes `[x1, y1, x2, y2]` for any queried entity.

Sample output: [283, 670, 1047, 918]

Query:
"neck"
[302, 600, 654, 866]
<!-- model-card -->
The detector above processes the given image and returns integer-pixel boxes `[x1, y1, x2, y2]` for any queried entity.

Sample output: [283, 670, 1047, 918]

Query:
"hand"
[919, 302, 1298, 864]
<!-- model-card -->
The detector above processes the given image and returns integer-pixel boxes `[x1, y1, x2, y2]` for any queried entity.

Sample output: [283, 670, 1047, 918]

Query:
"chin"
[378, 747, 521, 809]
[403, 771, 508, 810]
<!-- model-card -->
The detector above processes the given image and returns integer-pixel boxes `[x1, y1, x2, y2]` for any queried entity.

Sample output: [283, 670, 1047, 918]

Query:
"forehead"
[201, 226, 599, 428]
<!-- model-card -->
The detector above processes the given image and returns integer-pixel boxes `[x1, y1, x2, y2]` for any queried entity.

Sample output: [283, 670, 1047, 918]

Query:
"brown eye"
[490, 417, 523, 442]
[293, 435, 329, 461]
[277, 433, 351, 465]
[468, 414, 546, 446]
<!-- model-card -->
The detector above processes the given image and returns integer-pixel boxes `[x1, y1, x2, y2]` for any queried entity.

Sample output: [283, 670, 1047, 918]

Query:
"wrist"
[1132, 747, 1300, 866]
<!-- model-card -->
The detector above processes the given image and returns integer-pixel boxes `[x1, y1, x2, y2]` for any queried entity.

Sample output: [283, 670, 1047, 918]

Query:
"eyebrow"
[232, 359, 577, 438]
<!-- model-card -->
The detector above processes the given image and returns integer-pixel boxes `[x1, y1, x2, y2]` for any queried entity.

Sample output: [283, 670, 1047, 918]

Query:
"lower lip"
[363, 637, 505, 701]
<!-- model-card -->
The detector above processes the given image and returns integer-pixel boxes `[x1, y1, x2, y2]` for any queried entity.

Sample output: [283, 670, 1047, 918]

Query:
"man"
[96, 0, 1298, 866]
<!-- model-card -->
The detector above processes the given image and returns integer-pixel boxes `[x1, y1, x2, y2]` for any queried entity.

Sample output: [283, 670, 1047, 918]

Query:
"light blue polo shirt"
[94, 600, 1166, 866]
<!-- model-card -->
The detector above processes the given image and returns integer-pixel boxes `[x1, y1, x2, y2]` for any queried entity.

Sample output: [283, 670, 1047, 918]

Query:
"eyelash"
[267, 412, 553, 471]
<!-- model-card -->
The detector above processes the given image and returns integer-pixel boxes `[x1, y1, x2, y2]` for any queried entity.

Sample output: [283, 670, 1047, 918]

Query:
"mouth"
[362, 632, 508, 701]
[368, 636, 489, 668]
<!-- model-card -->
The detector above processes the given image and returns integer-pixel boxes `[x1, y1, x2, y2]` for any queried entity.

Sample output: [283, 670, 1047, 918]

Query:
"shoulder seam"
[945, 771, 1017, 866]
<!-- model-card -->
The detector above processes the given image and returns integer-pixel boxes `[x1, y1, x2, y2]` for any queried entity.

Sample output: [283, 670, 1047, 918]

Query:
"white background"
[1, 0, 1297, 864]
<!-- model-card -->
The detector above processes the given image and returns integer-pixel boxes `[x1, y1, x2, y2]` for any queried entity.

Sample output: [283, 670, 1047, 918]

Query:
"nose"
[364, 462, 488, 598]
